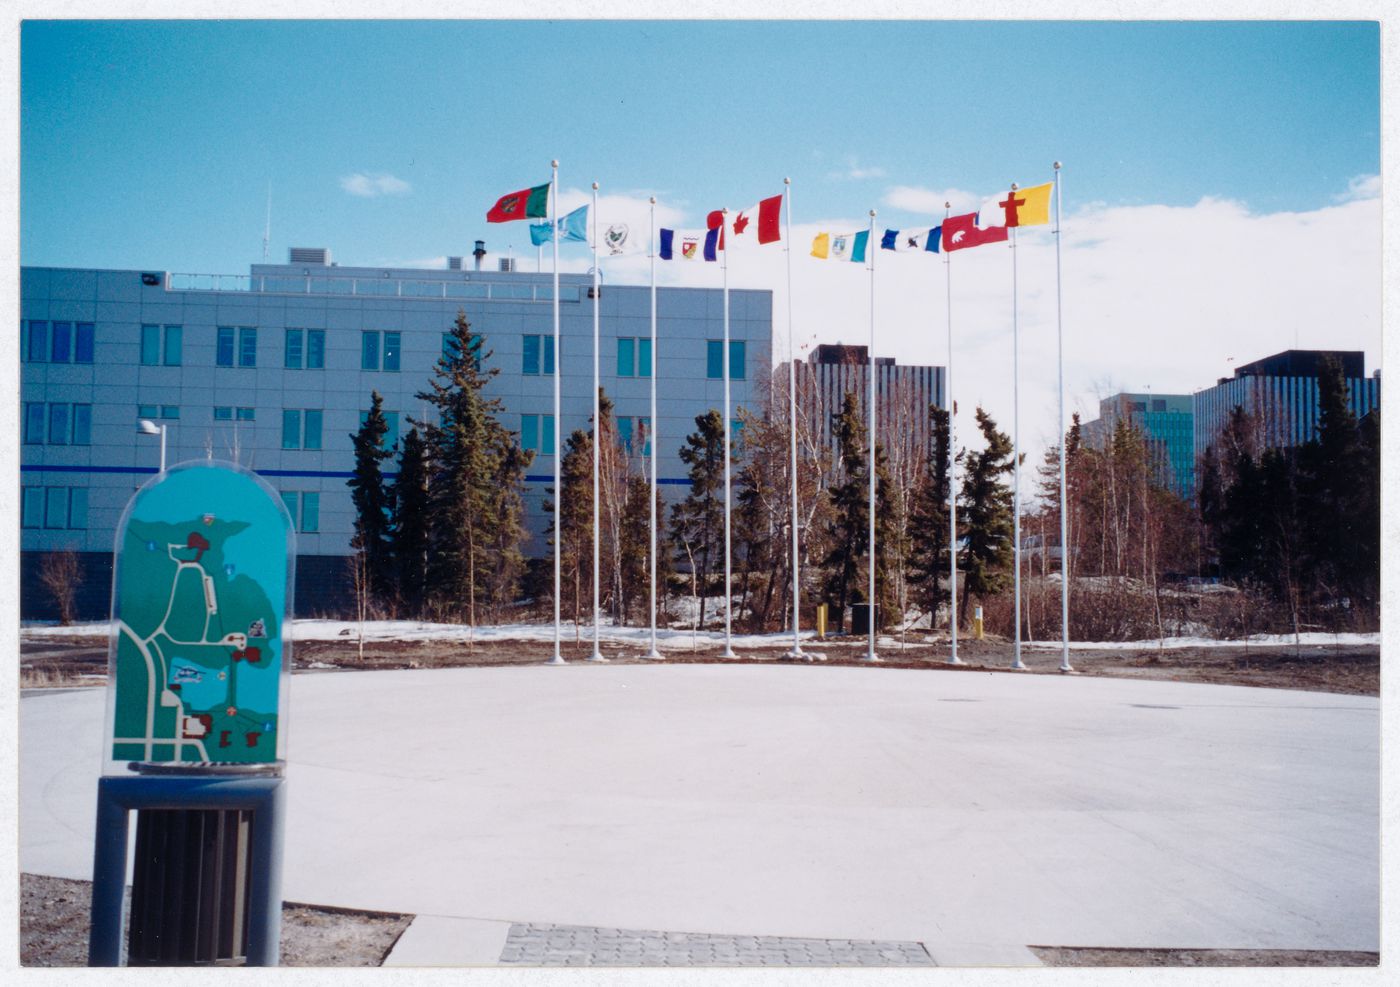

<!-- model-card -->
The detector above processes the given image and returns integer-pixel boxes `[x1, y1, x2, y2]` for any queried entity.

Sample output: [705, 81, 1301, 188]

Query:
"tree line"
[346, 317, 1379, 640]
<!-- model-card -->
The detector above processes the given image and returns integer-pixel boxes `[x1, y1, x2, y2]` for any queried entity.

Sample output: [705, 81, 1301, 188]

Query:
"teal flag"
[530, 204, 589, 246]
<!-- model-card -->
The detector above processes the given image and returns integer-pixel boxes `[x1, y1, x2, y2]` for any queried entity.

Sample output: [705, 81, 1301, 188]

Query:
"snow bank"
[1022, 632, 1380, 651]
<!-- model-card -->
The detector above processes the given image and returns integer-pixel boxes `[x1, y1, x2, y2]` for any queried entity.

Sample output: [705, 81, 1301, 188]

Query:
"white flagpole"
[1010, 183, 1026, 671]
[1054, 162, 1074, 674]
[645, 197, 663, 661]
[865, 209, 880, 663]
[784, 178, 806, 660]
[549, 161, 565, 665]
[720, 208, 737, 660]
[589, 183, 606, 662]
[944, 202, 962, 665]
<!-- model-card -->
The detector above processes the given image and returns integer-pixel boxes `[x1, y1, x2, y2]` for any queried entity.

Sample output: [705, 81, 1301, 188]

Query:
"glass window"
[542, 413, 555, 456]
[731, 418, 745, 449]
[384, 332, 401, 372]
[68, 488, 88, 529]
[22, 488, 44, 528]
[75, 323, 94, 364]
[543, 335, 556, 375]
[617, 416, 634, 452]
[238, 327, 257, 367]
[28, 321, 48, 363]
[707, 340, 723, 379]
[214, 406, 234, 421]
[138, 404, 158, 419]
[383, 411, 399, 450]
[160, 406, 180, 420]
[730, 340, 746, 380]
[216, 327, 235, 367]
[51, 322, 72, 363]
[48, 404, 69, 445]
[522, 334, 540, 375]
[280, 491, 298, 520]
[304, 410, 323, 451]
[164, 325, 182, 366]
[72, 404, 91, 446]
[443, 332, 462, 363]
[45, 488, 68, 529]
[24, 403, 46, 443]
[141, 324, 161, 365]
[285, 329, 304, 368]
[236, 407, 256, 422]
[638, 338, 652, 378]
[306, 329, 325, 369]
[282, 410, 301, 449]
[301, 492, 320, 533]
[521, 414, 538, 453]
[617, 337, 636, 377]
[637, 416, 652, 456]
[361, 331, 380, 370]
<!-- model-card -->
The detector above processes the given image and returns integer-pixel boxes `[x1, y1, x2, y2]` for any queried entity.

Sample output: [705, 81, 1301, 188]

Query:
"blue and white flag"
[880, 227, 941, 254]
[530, 204, 589, 246]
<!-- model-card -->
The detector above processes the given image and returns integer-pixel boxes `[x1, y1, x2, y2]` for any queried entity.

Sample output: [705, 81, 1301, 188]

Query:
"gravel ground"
[20, 873, 411, 967]
[1031, 946, 1378, 967]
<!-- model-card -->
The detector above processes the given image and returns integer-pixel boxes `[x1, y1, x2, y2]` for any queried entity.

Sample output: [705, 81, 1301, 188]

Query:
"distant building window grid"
[25, 321, 92, 364]
[522, 334, 557, 376]
[520, 413, 556, 456]
[214, 406, 256, 421]
[616, 337, 653, 378]
[24, 402, 92, 445]
[361, 331, 401, 371]
[282, 409, 324, 450]
[280, 490, 321, 533]
[23, 486, 88, 530]
[706, 339, 746, 380]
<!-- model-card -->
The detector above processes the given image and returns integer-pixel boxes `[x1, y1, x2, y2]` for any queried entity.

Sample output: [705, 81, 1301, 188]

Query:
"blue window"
[214, 406, 234, 421]
[238, 327, 257, 367]
[236, 407, 256, 422]
[443, 332, 461, 363]
[617, 338, 636, 377]
[216, 327, 235, 367]
[68, 488, 88, 529]
[522, 334, 555, 375]
[285, 329, 304, 368]
[75, 322, 94, 363]
[282, 410, 301, 449]
[638, 338, 652, 378]
[164, 326, 182, 366]
[307, 329, 325, 369]
[50, 322, 72, 363]
[361, 331, 380, 370]
[44, 488, 68, 529]
[304, 410, 323, 450]
[24, 403, 45, 443]
[542, 413, 555, 455]
[617, 416, 633, 452]
[301, 492, 320, 533]
[359, 409, 400, 450]
[706, 340, 746, 380]
[72, 405, 91, 446]
[138, 404, 158, 420]
[521, 414, 538, 454]
[160, 406, 180, 420]
[22, 488, 44, 528]
[27, 321, 48, 363]
[383, 332, 401, 372]
[48, 404, 69, 445]
[141, 325, 161, 365]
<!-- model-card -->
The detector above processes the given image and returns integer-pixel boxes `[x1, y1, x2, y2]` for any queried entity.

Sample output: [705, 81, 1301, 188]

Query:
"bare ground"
[21, 629, 1380, 697]
[20, 873, 411, 967]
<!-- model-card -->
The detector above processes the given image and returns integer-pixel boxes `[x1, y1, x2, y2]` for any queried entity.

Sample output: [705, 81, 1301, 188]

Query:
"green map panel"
[107, 464, 291, 766]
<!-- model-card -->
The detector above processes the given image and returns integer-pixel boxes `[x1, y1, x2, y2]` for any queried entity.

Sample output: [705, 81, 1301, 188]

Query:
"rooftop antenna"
[262, 182, 271, 262]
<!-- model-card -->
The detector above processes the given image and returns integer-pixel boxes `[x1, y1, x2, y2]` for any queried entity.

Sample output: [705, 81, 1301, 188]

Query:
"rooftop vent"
[289, 247, 331, 266]
[448, 256, 464, 270]
[498, 258, 516, 273]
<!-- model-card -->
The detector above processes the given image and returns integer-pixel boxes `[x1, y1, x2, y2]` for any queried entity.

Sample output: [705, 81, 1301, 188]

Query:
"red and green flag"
[486, 183, 550, 223]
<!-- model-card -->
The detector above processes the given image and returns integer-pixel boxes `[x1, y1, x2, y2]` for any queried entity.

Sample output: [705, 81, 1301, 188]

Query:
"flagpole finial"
[869, 209, 876, 217]
[784, 177, 791, 186]
[552, 159, 559, 169]
[1011, 182, 1019, 191]
[649, 195, 656, 204]
[592, 181, 599, 190]
[944, 201, 951, 209]
[1054, 161, 1062, 170]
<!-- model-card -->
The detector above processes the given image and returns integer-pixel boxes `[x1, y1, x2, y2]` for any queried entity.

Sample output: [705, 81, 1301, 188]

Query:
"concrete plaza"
[20, 664, 1379, 965]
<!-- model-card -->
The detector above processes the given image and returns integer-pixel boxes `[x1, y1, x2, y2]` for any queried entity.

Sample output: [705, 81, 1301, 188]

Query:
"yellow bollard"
[816, 604, 828, 641]
[973, 605, 984, 640]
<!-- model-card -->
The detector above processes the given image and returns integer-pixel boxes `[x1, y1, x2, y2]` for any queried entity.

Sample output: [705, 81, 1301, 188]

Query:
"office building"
[1080, 392, 1195, 501]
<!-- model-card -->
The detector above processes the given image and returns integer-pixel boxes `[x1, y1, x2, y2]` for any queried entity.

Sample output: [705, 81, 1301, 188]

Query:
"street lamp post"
[137, 419, 167, 473]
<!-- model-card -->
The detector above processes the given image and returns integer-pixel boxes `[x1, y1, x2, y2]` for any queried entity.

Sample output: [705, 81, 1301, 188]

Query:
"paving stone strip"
[500, 922, 935, 967]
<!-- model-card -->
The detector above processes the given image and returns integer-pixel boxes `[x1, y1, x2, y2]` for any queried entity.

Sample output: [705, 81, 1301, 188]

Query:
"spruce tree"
[907, 404, 951, 626]
[414, 310, 531, 623]
[347, 390, 395, 610]
[958, 407, 1014, 626]
[390, 427, 431, 617]
[547, 427, 594, 628]
[670, 410, 726, 629]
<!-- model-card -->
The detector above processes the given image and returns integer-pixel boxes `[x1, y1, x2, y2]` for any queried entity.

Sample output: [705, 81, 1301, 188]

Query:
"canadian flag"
[727, 194, 783, 248]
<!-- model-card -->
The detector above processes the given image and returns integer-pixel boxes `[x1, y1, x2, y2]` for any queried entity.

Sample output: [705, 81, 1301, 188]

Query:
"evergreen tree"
[907, 404, 951, 626]
[390, 427, 431, 617]
[347, 390, 395, 610]
[957, 407, 1014, 626]
[546, 427, 593, 628]
[670, 411, 726, 629]
[414, 310, 531, 623]
[820, 390, 897, 630]
[1299, 356, 1367, 608]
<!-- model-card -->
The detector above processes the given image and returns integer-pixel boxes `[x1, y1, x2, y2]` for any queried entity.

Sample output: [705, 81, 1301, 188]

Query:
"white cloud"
[827, 157, 887, 181]
[1333, 173, 1380, 203]
[341, 172, 412, 197]
[882, 185, 981, 216]
[567, 185, 1381, 480]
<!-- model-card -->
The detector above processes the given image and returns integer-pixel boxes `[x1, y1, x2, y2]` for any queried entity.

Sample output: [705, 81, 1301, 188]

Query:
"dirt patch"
[20, 631, 1378, 697]
[1030, 945, 1378, 967]
[20, 873, 411, 967]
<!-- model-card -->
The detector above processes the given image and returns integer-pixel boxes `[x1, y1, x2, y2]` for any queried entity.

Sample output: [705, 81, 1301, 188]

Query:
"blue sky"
[21, 19, 1380, 273]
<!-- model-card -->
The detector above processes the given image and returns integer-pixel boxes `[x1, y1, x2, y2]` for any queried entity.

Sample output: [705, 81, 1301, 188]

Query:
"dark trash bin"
[850, 603, 879, 635]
